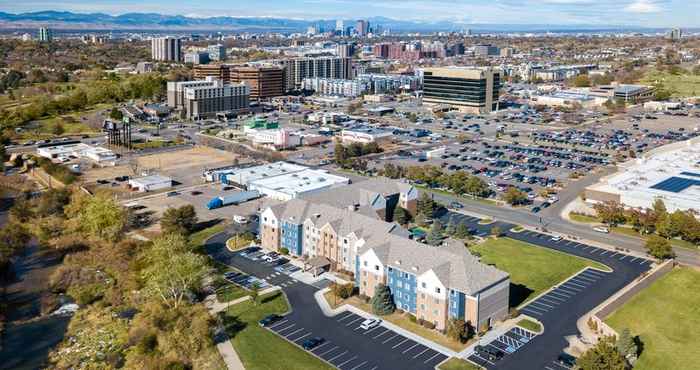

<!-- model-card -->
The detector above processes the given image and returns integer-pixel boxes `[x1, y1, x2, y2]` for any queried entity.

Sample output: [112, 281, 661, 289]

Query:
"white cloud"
[625, 0, 661, 13]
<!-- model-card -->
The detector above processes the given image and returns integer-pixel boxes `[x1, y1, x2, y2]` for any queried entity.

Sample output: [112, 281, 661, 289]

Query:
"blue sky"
[1, 0, 698, 27]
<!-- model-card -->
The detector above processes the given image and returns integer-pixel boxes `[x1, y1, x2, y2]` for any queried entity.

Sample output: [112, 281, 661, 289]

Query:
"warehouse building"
[585, 138, 700, 213]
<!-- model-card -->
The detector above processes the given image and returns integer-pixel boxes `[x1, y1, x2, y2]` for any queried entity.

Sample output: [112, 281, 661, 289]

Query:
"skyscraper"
[208, 44, 226, 61]
[667, 28, 682, 41]
[421, 67, 502, 114]
[38, 27, 52, 42]
[151, 37, 182, 62]
[336, 20, 345, 36]
[356, 20, 370, 37]
[277, 56, 352, 91]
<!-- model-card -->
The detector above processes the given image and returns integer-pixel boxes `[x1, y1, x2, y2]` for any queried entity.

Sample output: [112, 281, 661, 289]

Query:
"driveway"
[205, 232, 448, 370]
[436, 211, 653, 369]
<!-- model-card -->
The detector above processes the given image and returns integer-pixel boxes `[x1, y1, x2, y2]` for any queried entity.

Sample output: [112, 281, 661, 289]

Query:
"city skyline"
[1, 0, 698, 28]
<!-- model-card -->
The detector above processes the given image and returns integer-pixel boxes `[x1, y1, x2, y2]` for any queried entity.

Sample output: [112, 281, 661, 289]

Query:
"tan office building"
[193, 64, 284, 101]
[422, 67, 502, 114]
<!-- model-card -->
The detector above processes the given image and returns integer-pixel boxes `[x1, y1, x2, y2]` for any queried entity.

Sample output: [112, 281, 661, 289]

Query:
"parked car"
[262, 252, 280, 262]
[448, 201, 464, 209]
[359, 318, 381, 330]
[475, 345, 504, 361]
[551, 235, 562, 242]
[233, 215, 249, 224]
[259, 314, 283, 327]
[302, 337, 325, 350]
[531, 206, 541, 213]
[557, 353, 576, 368]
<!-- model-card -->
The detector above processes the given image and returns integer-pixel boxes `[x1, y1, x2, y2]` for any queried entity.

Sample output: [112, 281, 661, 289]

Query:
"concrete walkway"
[205, 286, 281, 314]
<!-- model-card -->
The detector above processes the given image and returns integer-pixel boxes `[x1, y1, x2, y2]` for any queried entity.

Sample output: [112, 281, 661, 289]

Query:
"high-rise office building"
[335, 20, 345, 36]
[208, 44, 226, 61]
[151, 37, 182, 62]
[277, 56, 352, 91]
[167, 77, 249, 119]
[336, 43, 355, 58]
[421, 67, 502, 114]
[356, 20, 370, 36]
[667, 28, 682, 41]
[38, 27, 52, 42]
[184, 51, 210, 65]
[473, 44, 500, 57]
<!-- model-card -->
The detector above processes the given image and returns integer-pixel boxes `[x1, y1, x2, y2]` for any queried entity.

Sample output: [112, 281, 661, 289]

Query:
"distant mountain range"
[0, 11, 674, 33]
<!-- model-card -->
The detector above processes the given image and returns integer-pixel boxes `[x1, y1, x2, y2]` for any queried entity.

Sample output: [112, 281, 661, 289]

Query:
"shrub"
[70, 282, 105, 305]
[422, 321, 436, 330]
[279, 247, 289, 255]
[408, 314, 417, 323]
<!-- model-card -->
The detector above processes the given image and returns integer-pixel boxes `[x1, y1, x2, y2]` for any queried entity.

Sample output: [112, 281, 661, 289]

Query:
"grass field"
[516, 319, 542, 333]
[641, 70, 700, 97]
[216, 284, 249, 303]
[470, 238, 609, 307]
[189, 221, 229, 251]
[568, 212, 600, 223]
[606, 268, 700, 370]
[438, 357, 482, 370]
[222, 292, 333, 370]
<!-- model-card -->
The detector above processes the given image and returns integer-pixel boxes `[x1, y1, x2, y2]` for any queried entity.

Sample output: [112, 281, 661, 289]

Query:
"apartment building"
[259, 186, 509, 331]
[192, 64, 285, 100]
[151, 37, 182, 62]
[166, 77, 249, 119]
[422, 67, 502, 114]
[276, 56, 352, 91]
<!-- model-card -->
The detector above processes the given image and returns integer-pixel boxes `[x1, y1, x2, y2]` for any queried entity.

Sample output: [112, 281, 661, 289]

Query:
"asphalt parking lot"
[437, 211, 654, 370]
[205, 233, 451, 370]
[468, 326, 537, 368]
[266, 311, 447, 370]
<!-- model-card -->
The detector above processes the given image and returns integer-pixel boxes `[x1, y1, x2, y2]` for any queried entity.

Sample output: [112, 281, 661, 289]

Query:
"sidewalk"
[205, 286, 281, 314]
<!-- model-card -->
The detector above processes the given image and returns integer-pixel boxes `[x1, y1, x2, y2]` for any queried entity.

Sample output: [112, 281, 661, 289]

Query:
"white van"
[233, 215, 248, 224]
[593, 226, 610, 233]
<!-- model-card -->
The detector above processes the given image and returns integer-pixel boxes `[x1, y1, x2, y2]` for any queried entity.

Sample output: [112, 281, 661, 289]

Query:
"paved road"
[436, 211, 653, 370]
[430, 188, 700, 267]
[205, 231, 448, 370]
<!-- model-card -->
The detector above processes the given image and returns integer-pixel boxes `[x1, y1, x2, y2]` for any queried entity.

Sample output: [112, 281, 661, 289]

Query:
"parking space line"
[521, 308, 542, 316]
[373, 328, 391, 339]
[382, 334, 399, 344]
[345, 317, 364, 326]
[543, 293, 566, 301]
[336, 312, 354, 322]
[531, 301, 554, 309]
[575, 275, 598, 283]
[284, 328, 304, 338]
[549, 290, 571, 299]
[350, 361, 367, 370]
[540, 296, 562, 305]
[362, 325, 383, 335]
[619, 254, 627, 260]
[402, 343, 420, 353]
[609, 252, 619, 258]
[557, 285, 580, 293]
[292, 332, 311, 342]
[275, 323, 296, 333]
[268, 319, 288, 329]
[392, 338, 409, 348]
[424, 352, 442, 364]
[565, 280, 588, 289]
[640, 259, 648, 265]
[589, 248, 599, 254]
[586, 269, 605, 276]
[318, 345, 339, 356]
[311, 341, 331, 352]
[337, 356, 357, 367]
[599, 250, 609, 255]
[471, 353, 495, 366]
[413, 348, 430, 359]
[328, 351, 349, 362]
[630, 257, 639, 263]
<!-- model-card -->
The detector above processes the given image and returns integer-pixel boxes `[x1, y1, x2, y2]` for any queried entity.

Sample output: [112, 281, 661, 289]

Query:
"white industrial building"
[37, 143, 117, 164]
[217, 162, 349, 201]
[340, 128, 393, 144]
[248, 168, 349, 201]
[128, 175, 173, 192]
[585, 138, 700, 213]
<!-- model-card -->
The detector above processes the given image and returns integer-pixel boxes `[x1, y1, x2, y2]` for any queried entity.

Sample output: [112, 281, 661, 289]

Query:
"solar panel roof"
[650, 176, 700, 193]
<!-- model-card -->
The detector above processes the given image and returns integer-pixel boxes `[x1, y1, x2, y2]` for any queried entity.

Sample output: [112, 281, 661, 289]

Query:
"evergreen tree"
[370, 284, 395, 316]
[394, 206, 410, 225]
[417, 192, 435, 218]
[577, 335, 627, 370]
[454, 223, 471, 239]
[445, 216, 456, 236]
[616, 328, 637, 360]
[426, 220, 444, 246]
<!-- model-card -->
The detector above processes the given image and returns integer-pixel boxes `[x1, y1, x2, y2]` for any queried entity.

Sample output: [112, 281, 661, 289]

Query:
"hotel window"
[421, 293, 425, 299]
[421, 282, 427, 289]
[374, 265, 380, 271]
[420, 304, 425, 310]
[435, 287, 441, 294]
[433, 310, 438, 315]
[363, 261, 368, 267]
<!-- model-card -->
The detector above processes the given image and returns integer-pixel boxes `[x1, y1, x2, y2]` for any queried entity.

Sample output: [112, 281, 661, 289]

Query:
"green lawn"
[641, 70, 700, 97]
[222, 292, 333, 370]
[438, 357, 482, 370]
[470, 238, 609, 307]
[189, 221, 229, 251]
[516, 319, 542, 333]
[606, 268, 700, 370]
[216, 284, 249, 303]
[568, 212, 600, 223]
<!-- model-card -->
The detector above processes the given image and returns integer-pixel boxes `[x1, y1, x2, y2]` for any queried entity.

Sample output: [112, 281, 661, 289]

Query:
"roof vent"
[395, 260, 401, 265]
[412, 266, 419, 271]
